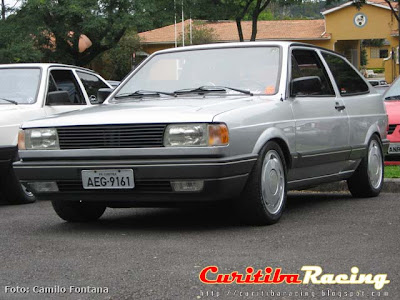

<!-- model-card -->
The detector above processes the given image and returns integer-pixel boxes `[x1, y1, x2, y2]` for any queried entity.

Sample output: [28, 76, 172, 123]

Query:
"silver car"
[14, 42, 389, 225]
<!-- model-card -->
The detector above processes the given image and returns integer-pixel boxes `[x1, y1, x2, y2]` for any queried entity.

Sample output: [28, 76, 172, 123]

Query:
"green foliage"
[7, 0, 152, 66]
[368, 68, 385, 73]
[178, 22, 217, 46]
[0, 13, 43, 63]
[384, 166, 400, 178]
[91, 29, 141, 80]
[362, 39, 385, 47]
[360, 48, 368, 67]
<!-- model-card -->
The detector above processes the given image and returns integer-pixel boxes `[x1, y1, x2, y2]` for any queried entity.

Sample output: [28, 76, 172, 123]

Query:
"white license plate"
[389, 143, 400, 154]
[82, 169, 134, 189]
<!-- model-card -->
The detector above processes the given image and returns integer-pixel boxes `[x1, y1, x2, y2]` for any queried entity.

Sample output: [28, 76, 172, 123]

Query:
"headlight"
[164, 123, 229, 147]
[19, 128, 59, 150]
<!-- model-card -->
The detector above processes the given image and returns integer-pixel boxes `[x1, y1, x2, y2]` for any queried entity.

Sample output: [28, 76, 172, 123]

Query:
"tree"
[91, 29, 141, 80]
[14, 0, 153, 66]
[203, 0, 303, 42]
[178, 21, 217, 45]
[1, 0, 5, 20]
[0, 10, 43, 63]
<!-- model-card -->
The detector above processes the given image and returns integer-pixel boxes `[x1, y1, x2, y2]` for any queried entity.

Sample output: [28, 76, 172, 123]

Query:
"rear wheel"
[347, 135, 384, 197]
[52, 200, 106, 222]
[237, 141, 287, 225]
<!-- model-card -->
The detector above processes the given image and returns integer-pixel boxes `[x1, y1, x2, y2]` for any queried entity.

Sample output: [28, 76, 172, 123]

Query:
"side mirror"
[291, 76, 322, 97]
[97, 88, 114, 104]
[46, 91, 71, 105]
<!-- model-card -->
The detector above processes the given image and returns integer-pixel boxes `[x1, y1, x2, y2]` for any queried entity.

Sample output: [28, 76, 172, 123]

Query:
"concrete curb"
[305, 178, 400, 193]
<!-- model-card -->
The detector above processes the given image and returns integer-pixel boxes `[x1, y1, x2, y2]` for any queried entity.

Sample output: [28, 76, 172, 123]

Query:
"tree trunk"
[235, 0, 253, 42]
[250, 0, 271, 41]
[250, 6, 260, 41]
[236, 18, 244, 42]
[1, 0, 6, 21]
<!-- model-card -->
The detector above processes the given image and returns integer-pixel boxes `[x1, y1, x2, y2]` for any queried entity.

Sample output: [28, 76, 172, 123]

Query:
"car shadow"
[41, 192, 355, 233]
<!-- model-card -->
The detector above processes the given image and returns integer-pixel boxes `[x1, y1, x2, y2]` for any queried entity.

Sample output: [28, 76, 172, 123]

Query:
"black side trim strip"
[291, 147, 351, 168]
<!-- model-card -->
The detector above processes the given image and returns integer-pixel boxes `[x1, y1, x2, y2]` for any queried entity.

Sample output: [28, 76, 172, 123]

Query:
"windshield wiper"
[0, 97, 18, 105]
[174, 86, 253, 96]
[385, 95, 400, 100]
[115, 90, 174, 99]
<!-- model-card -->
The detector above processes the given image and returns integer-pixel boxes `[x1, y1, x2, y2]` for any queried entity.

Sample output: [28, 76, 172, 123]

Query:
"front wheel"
[237, 141, 287, 225]
[52, 200, 106, 222]
[347, 135, 384, 197]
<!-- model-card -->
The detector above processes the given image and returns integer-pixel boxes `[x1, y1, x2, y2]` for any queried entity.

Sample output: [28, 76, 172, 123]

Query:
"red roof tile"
[139, 19, 329, 44]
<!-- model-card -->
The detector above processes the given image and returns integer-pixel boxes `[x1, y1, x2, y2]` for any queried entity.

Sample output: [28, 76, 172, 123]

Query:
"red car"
[383, 79, 400, 164]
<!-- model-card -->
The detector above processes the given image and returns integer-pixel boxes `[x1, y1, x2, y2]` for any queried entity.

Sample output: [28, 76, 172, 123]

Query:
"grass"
[384, 166, 400, 178]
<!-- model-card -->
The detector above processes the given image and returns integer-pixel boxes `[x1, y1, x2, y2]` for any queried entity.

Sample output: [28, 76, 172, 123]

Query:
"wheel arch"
[252, 127, 292, 169]
[364, 123, 384, 146]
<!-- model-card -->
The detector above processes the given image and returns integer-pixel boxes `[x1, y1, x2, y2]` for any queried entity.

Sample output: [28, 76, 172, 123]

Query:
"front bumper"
[13, 155, 257, 205]
[0, 146, 16, 171]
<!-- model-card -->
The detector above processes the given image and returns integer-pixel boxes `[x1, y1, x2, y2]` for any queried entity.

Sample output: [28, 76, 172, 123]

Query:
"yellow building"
[138, 0, 400, 82]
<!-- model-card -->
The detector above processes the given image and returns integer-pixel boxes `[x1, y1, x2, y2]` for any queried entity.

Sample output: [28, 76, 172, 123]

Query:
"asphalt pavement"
[0, 192, 399, 300]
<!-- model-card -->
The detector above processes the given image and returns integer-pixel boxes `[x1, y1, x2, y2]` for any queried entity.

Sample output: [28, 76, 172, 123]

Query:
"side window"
[49, 70, 86, 105]
[322, 52, 369, 96]
[76, 71, 108, 104]
[291, 49, 335, 96]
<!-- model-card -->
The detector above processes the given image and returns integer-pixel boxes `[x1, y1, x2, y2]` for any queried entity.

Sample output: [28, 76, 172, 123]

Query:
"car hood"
[0, 105, 41, 127]
[385, 100, 400, 124]
[22, 95, 272, 128]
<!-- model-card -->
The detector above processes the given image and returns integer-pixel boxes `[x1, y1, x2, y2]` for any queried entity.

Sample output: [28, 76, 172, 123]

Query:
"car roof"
[0, 63, 97, 74]
[154, 41, 346, 59]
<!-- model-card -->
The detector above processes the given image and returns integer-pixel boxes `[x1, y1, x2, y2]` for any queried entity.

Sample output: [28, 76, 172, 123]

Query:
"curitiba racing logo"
[199, 265, 390, 290]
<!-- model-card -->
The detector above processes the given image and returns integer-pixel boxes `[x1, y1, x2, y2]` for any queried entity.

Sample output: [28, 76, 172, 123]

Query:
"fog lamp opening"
[171, 180, 204, 192]
[27, 182, 59, 193]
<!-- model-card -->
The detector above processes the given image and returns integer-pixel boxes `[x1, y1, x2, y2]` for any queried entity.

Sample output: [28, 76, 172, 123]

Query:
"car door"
[44, 68, 90, 116]
[288, 47, 350, 184]
[75, 71, 111, 104]
[321, 52, 382, 160]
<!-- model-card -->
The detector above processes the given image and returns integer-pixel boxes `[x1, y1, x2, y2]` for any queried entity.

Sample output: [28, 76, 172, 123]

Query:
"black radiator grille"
[388, 124, 398, 135]
[57, 124, 167, 149]
[57, 180, 172, 192]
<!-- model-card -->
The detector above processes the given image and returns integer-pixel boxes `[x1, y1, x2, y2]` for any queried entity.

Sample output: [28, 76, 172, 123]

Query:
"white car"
[0, 63, 112, 204]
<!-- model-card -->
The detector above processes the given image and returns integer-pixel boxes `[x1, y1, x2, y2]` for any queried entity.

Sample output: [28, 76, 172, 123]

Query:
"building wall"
[323, 4, 398, 82]
[366, 46, 390, 69]
[325, 4, 396, 42]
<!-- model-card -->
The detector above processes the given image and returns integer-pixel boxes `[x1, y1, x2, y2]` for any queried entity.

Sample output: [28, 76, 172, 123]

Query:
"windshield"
[116, 47, 281, 97]
[0, 68, 41, 104]
[384, 76, 400, 100]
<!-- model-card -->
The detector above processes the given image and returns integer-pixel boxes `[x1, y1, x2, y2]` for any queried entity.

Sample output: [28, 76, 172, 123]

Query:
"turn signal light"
[208, 124, 229, 146]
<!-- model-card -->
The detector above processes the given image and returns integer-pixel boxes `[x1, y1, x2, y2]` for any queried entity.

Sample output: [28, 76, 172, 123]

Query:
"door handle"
[335, 103, 346, 111]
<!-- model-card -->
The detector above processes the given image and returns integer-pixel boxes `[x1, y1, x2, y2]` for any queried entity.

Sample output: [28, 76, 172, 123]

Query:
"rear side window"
[322, 52, 369, 96]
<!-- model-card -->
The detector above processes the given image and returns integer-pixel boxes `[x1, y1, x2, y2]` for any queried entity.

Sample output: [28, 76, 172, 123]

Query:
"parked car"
[15, 42, 389, 224]
[368, 79, 388, 87]
[0, 63, 112, 204]
[383, 76, 400, 164]
[369, 79, 390, 95]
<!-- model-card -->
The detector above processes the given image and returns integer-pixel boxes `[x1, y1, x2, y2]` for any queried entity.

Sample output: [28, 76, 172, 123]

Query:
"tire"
[237, 141, 287, 225]
[347, 135, 384, 198]
[52, 200, 106, 222]
[2, 163, 36, 204]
